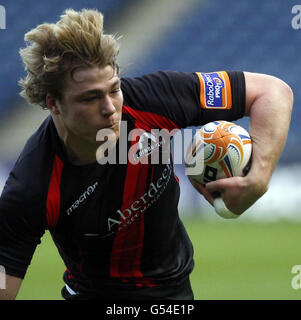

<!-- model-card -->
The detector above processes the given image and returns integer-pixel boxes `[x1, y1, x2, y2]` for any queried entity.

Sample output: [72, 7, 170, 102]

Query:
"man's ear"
[46, 93, 61, 115]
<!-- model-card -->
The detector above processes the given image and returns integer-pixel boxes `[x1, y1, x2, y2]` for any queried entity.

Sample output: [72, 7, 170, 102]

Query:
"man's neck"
[63, 142, 98, 166]
[52, 117, 97, 166]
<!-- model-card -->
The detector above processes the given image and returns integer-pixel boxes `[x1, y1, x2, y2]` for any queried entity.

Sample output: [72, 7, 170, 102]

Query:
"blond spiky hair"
[19, 8, 120, 109]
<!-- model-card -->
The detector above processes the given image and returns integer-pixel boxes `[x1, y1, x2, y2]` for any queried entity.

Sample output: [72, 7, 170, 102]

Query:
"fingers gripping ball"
[185, 120, 252, 219]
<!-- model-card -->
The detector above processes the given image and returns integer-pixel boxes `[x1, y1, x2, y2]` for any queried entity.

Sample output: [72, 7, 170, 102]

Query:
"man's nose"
[100, 96, 116, 117]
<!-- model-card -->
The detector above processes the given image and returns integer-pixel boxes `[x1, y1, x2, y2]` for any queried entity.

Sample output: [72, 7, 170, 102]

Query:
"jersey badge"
[196, 71, 232, 109]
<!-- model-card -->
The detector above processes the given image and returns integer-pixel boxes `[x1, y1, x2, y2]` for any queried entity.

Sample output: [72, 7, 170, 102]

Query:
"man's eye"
[111, 88, 121, 94]
[82, 97, 97, 102]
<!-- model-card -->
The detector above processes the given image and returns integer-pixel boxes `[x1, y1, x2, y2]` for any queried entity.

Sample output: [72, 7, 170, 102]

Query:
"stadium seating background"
[0, 0, 299, 161]
[126, 0, 300, 163]
[0, 0, 133, 118]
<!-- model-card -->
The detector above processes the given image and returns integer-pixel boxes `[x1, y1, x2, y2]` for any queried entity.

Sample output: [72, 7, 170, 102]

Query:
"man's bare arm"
[195, 72, 293, 214]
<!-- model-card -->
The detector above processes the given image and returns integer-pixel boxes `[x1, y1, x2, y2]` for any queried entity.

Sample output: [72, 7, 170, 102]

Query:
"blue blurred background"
[0, 0, 301, 300]
[1, 0, 299, 220]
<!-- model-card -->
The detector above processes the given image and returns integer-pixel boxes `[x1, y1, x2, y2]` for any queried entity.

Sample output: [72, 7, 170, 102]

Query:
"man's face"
[57, 64, 123, 146]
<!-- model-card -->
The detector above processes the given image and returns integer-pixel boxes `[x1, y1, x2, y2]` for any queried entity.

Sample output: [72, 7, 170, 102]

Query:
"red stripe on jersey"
[122, 105, 181, 132]
[46, 154, 64, 229]
[110, 106, 179, 286]
[110, 122, 160, 286]
[110, 136, 148, 279]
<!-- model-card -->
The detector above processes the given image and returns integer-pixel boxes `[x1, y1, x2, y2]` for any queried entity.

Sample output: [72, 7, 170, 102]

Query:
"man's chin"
[95, 129, 119, 146]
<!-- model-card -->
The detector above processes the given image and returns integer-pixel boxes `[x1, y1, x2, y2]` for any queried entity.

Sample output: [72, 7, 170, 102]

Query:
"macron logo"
[66, 182, 99, 215]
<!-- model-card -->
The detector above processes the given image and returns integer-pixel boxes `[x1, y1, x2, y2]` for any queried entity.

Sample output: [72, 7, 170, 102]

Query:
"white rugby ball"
[185, 120, 252, 218]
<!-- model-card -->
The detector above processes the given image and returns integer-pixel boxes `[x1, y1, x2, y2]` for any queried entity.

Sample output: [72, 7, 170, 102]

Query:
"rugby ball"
[185, 120, 252, 218]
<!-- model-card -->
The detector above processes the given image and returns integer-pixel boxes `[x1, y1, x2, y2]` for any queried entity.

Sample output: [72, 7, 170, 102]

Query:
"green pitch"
[16, 219, 301, 300]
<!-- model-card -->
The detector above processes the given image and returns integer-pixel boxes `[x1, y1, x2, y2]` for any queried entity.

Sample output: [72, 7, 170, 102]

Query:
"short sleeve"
[121, 70, 245, 129]
[196, 71, 246, 124]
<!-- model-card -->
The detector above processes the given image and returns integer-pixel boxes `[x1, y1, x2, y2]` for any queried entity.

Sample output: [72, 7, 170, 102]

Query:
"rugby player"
[0, 9, 293, 300]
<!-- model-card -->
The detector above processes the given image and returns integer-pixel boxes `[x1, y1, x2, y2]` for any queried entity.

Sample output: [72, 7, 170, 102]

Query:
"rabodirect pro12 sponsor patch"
[196, 71, 232, 109]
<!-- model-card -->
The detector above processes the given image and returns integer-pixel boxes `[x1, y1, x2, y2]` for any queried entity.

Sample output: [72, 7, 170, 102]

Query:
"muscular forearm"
[195, 73, 293, 216]
[244, 73, 293, 194]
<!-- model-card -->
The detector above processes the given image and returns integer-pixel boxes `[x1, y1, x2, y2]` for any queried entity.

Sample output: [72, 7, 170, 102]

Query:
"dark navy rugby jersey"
[0, 71, 245, 296]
